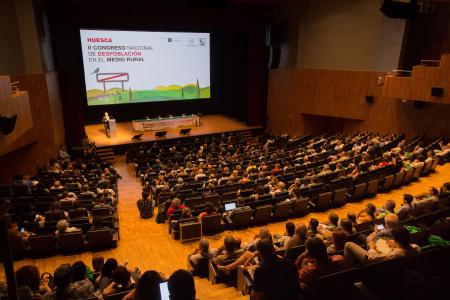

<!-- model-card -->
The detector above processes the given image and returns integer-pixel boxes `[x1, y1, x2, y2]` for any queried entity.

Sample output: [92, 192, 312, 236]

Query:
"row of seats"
[166, 161, 440, 241]
[204, 205, 450, 298]
[8, 229, 118, 260]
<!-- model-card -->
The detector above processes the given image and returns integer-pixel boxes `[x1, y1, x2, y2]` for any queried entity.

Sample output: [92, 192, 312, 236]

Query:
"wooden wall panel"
[267, 68, 450, 139]
[0, 73, 65, 183]
[0, 76, 36, 156]
[383, 54, 450, 103]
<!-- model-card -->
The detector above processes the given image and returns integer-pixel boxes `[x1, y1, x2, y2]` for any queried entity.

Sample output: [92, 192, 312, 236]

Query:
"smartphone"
[376, 224, 385, 230]
[20, 228, 25, 233]
[159, 281, 170, 300]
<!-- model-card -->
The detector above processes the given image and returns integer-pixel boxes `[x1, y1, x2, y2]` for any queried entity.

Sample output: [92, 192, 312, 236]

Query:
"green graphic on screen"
[80, 30, 211, 106]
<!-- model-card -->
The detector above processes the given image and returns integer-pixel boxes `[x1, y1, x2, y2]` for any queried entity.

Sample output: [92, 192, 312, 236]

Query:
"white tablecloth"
[132, 115, 200, 131]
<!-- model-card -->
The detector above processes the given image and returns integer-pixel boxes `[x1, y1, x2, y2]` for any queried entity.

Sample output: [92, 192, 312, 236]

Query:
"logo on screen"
[168, 38, 172, 42]
[187, 38, 195, 46]
[199, 38, 206, 46]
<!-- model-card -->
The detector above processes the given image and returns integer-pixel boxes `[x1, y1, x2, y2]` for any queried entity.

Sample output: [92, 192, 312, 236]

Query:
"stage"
[85, 114, 260, 148]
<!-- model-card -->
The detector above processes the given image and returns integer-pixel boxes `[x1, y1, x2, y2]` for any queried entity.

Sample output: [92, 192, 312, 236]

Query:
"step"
[194, 278, 249, 299]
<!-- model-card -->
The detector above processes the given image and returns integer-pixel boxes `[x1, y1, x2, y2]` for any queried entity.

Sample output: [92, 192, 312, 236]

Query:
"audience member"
[103, 266, 135, 296]
[357, 203, 376, 223]
[344, 226, 420, 266]
[123, 270, 164, 300]
[167, 198, 185, 216]
[97, 258, 118, 290]
[295, 237, 343, 290]
[252, 239, 300, 300]
[168, 269, 196, 300]
[71, 261, 101, 299]
[55, 220, 81, 239]
[188, 238, 213, 269]
[396, 194, 414, 219]
[197, 202, 217, 221]
[16, 265, 51, 298]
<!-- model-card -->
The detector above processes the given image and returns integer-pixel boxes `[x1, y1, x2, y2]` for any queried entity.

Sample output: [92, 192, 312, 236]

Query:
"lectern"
[108, 119, 116, 138]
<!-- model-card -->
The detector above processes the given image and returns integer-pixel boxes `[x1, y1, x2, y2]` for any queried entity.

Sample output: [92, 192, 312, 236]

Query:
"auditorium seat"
[58, 232, 87, 253]
[201, 214, 223, 235]
[91, 207, 112, 216]
[332, 188, 347, 207]
[309, 192, 333, 211]
[285, 244, 305, 261]
[393, 171, 405, 187]
[190, 256, 210, 279]
[9, 237, 27, 260]
[359, 256, 406, 289]
[203, 193, 221, 207]
[208, 258, 237, 285]
[253, 205, 273, 225]
[271, 200, 291, 221]
[378, 175, 394, 192]
[310, 267, 360, 299]
[291, 198, 309, 216]
[351, 183, 367, 201]
[412, 165, 424, 180]
[402, 168, 414, 184]
[365, 179, 378, 197]
[429, 159, 439, 173]
[28, 234, 57, 257]
[421, 160, 433, 176]
[184, 196, 203, 209]
[354, 221, 372, 232]
[87, 229, 117, 250]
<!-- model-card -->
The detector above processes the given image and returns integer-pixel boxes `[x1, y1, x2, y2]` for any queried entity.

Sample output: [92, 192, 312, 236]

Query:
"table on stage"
[132, 114, 200, 131]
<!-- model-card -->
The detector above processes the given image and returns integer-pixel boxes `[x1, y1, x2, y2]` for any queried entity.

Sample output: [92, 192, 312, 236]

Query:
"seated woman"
[307, 218, 320, 237]
[357, 203, 376, 223]
[166, 198, 185, 217]
[295, 237, 344, 290]
[103, 266, 135, 296]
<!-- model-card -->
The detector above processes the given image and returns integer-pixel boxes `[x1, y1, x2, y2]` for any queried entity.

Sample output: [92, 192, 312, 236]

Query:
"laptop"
[224, 202, 237, 211]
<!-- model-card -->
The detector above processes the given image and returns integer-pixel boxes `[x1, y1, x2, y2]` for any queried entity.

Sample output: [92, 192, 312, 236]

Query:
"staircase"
[195, 278, 249, 300]
[96, 147, 115, 164]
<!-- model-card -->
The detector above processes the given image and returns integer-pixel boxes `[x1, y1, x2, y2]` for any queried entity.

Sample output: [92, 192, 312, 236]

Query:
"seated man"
[367, 213, 399, 243]
[212, 236, 244, 266]
[223, 197, 251, 223]
[344, 225, 420, 266]
[188, 238, 213, 271]
[274, 222, 296, 246]
[94, 197, 115, 214]
[284, 224, 308, 255]
[55, 219, 81, 239]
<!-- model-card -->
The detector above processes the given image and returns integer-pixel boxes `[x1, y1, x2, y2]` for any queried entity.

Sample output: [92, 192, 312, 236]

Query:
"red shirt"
[167, 204, 186, 216]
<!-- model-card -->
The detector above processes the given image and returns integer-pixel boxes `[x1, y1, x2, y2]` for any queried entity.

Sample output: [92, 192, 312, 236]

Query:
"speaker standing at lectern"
[102, 112, 111, 137]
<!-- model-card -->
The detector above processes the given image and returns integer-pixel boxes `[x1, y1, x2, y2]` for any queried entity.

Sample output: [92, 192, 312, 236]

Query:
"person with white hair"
[366, 213, 399, 244]
[55, 219, 81, 239]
